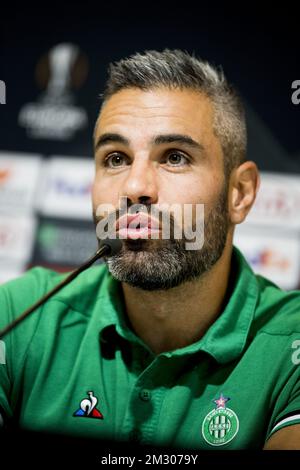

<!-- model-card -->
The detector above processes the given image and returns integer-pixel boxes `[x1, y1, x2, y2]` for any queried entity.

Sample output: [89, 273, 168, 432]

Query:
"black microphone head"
[99, 238, 122, 256]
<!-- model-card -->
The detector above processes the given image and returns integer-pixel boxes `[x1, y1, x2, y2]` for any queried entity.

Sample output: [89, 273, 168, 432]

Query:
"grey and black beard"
[95, 185, 229, 291]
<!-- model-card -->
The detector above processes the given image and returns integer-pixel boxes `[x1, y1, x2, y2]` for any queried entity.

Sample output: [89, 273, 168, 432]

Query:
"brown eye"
[167, 152, 188, 166]
[105, 153, 127, 167]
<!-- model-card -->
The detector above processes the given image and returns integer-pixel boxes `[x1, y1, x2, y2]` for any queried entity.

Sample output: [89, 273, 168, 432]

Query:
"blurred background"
[0, 3, 299, 289]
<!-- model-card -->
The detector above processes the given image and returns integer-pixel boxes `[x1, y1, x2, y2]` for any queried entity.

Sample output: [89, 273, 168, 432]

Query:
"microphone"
[0, 238, 122, 339]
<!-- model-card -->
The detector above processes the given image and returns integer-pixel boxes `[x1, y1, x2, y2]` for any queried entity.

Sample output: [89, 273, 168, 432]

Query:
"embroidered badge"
[202, 393, 239, 446]
[73, 391, 103, 419]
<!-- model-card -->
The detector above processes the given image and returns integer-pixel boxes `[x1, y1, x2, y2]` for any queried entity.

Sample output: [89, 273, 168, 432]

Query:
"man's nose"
[119, 159, 159, 205]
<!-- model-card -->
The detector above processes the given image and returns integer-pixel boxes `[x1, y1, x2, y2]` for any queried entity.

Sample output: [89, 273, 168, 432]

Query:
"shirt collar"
[96, 246, 259, 364]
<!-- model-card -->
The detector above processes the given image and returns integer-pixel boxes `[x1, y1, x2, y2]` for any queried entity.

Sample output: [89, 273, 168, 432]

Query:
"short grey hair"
[101, 49, 247, 177]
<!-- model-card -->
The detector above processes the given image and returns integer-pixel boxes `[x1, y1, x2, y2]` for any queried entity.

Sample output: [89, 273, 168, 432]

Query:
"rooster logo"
[73, 391, 103, 419]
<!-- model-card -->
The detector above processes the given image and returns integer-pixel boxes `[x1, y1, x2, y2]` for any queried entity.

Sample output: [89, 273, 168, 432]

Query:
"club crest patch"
[202, 394, 239, 446]
[73, 391, 103, 419]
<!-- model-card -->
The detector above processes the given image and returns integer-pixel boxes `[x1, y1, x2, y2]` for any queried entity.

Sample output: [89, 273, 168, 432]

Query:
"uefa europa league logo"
[46, 43, 79, 104]
[18, 42, 88, 139]
[0, 80, 6, 104]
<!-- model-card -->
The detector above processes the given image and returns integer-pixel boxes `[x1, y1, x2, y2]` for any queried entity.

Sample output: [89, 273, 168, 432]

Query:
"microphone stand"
[0, 240, 120, 339]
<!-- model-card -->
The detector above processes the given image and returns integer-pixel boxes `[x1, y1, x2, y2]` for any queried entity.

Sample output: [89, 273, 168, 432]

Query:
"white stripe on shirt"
[271, 414, 300, 435]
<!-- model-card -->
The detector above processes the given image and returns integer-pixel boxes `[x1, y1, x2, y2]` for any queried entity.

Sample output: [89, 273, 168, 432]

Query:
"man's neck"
[121, 245, 233, 355]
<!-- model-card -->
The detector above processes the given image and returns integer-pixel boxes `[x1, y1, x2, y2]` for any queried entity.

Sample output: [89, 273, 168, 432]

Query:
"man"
[1, 49, 300, 450]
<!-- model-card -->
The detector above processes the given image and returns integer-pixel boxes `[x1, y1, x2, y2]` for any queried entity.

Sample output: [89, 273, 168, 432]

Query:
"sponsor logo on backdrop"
[0, 80, 6, 104]
[34, 220, 97, 267]
[247, 248, 291, 271]
[0, 215, 36, 264]
[18, 43, 89, 140]
[0, 153, 42, 212]
[234, 228, 300, 290]
[38, 157, 94, 220]
[52, 178, 91, 197]
[252, 188, 299, 219]
[234, 173, 300, 289]
[0, 168, 11, 183]
[246, 173, 300, 229]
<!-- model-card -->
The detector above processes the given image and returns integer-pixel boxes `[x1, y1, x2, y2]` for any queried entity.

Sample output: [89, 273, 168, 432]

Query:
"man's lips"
[116, 213, 160, 239]
[116, 213, 160, 230]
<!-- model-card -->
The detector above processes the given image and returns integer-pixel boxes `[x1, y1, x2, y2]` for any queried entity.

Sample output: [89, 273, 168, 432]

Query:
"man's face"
[92, 87, 230, 290]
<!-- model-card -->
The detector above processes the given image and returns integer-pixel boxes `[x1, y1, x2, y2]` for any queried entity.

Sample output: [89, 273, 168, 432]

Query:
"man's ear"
[229, 161, 260, 225]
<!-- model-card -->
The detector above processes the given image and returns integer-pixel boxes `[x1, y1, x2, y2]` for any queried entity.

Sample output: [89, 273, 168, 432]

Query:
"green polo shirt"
[1, 246, 300, 449]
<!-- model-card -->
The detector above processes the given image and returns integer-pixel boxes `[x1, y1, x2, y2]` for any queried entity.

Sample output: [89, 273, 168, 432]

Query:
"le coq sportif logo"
[0, 80, 6, 104]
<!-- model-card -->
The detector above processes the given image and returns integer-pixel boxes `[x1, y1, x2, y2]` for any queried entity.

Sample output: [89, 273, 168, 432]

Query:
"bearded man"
[1, 49, 300, 450]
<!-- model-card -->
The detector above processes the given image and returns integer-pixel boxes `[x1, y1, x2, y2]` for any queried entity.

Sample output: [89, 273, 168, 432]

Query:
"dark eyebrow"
[153, 134, 204, 151]
[94, 133, 130, 151]
[94, 132, 204, 153]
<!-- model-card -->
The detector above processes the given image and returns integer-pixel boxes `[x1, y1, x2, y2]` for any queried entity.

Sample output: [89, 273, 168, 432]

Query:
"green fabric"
[1, 246, 300, 449]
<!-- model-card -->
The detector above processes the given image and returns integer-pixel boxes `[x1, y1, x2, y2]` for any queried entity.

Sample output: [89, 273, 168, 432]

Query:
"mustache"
[93, 204, 177, 233]
[93, 200, 205, 250]
[93, 207, 177, 230]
